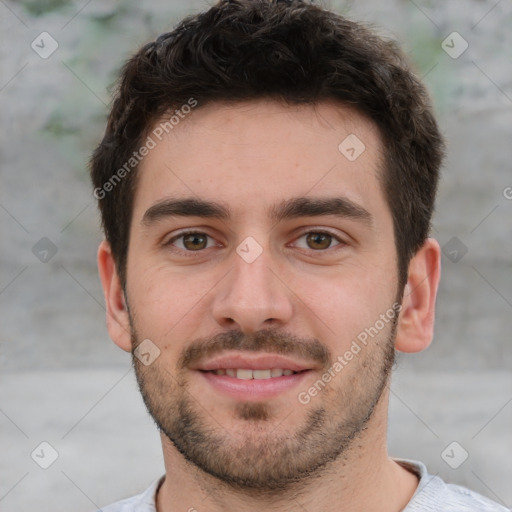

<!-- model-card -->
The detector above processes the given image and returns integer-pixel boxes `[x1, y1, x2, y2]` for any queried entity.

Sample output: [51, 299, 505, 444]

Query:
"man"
[89, 1, 507, 510]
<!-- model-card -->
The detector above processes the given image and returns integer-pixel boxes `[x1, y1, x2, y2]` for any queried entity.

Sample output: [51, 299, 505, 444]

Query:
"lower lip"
[198, 370, 312, 401]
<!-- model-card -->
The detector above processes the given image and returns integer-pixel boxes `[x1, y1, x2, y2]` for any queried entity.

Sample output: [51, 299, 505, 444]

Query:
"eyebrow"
[141, 196, 373, 228]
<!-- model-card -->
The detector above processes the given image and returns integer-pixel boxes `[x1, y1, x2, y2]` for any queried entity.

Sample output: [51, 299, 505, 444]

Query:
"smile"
[199, 368, 312, 401]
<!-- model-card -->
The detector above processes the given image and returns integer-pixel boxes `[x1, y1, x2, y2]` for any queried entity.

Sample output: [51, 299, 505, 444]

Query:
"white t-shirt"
[95, 459, 510, 511]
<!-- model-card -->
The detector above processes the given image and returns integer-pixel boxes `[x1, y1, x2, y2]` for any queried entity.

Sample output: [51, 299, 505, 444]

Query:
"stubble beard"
[131, 316, 397, 494]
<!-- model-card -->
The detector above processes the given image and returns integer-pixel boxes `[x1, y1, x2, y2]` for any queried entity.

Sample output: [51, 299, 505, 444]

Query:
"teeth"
[236, 369, 253, 380]
[252, 369, 272, 379]
[211, 368, 297, 379]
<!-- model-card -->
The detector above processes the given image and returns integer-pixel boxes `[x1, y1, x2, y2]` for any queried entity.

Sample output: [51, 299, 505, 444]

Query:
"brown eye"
[182, 233, 208, 250]
[292, 231, 344, 252]
[167, 231, 215, 252]
[305, 232, 333, 250]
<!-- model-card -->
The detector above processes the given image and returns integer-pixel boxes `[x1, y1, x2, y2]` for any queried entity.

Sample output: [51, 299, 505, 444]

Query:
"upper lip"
[191, 352, 316, 372]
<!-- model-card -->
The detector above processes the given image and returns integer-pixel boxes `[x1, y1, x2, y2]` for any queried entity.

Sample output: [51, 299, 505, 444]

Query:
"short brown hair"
[90, 0, 444, 289]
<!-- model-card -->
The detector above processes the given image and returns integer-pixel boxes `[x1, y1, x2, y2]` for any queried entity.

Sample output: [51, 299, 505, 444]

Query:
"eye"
[293, 231, 343, 251]
[166, 231, 217, 252]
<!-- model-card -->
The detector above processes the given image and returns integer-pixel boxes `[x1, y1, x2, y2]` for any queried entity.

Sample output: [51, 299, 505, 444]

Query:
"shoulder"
[92, 477, 163, 512]
[396, 459, 510, 512]
[440, 482, 510, 512]
[97, 495, 139, 512]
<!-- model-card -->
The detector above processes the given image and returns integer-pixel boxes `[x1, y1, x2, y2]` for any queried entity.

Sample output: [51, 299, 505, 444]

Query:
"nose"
[212, 243, 294, 333]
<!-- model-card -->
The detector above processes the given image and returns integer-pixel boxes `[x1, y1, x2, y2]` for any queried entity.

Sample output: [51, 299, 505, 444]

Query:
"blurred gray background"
[0, 0, 511, 510]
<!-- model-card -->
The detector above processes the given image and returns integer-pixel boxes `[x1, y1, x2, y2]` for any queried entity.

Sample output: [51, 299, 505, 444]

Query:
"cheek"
[128, 264, 215, 336]
[292, 266, 396, 349]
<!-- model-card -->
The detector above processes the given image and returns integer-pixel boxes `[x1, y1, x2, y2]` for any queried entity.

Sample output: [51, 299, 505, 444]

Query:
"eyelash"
[164, 229, 346, 255]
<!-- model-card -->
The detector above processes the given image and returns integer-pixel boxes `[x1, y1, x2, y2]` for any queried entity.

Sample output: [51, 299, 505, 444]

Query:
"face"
[124, 100, 401, 491]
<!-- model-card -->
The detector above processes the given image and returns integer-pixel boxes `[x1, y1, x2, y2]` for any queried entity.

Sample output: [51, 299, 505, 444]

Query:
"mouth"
[192, 353, 315, 401]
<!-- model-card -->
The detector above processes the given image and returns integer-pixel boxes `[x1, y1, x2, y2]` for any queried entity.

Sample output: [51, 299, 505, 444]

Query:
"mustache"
[177, 328, 332, 370]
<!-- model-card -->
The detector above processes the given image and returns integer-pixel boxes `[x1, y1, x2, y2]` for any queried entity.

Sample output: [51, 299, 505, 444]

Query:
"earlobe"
[97, 240, 132, 352]
[395, 238, 441, 354]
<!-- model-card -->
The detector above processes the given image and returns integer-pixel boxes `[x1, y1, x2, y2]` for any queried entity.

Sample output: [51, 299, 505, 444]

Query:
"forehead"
[132, 99, 388, 228]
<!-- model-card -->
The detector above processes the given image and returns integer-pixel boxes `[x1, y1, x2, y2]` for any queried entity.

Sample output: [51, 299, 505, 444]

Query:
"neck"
[156, 395, 418, 512]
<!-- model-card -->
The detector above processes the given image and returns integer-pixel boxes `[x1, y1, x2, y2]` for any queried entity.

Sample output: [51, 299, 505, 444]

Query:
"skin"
[98, 99, 441, 512]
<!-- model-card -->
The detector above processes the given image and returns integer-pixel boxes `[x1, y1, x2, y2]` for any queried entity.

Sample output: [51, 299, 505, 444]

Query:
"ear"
[97, 240, 132, 352]
[395, 238, 441, 353]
